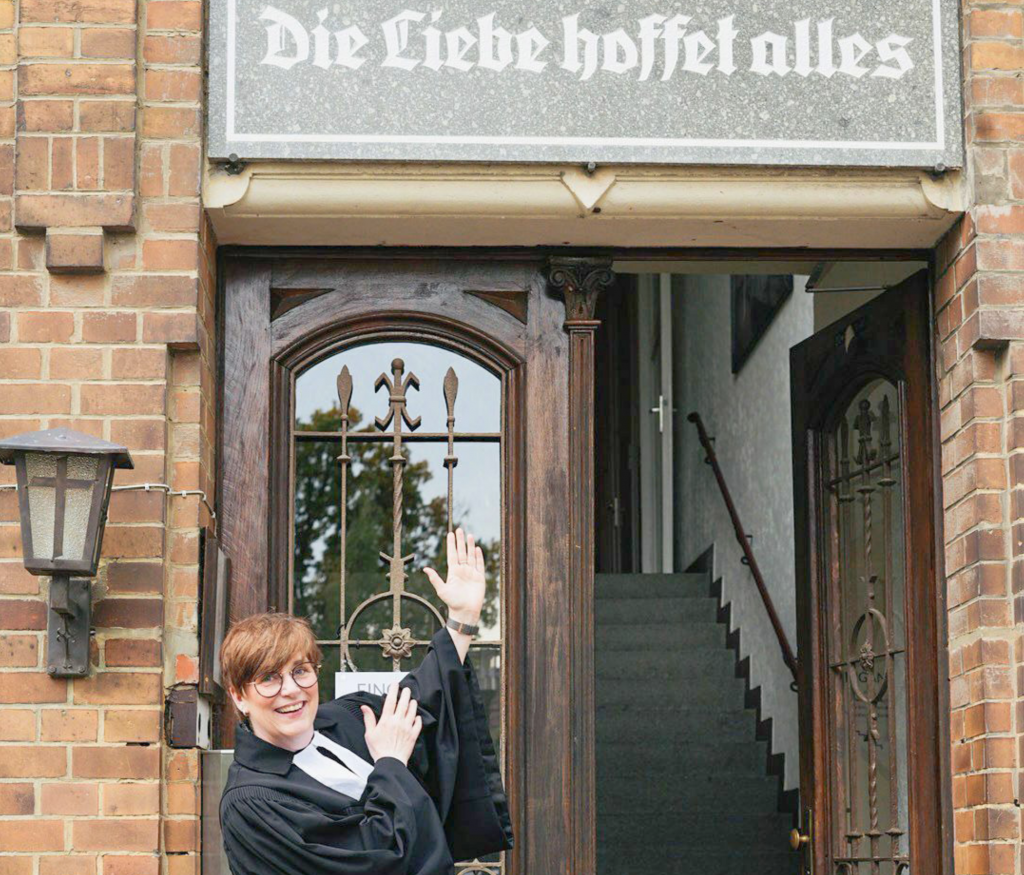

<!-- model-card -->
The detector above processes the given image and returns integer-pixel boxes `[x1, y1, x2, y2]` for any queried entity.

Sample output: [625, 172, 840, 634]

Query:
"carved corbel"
[546, 256, 615, 327]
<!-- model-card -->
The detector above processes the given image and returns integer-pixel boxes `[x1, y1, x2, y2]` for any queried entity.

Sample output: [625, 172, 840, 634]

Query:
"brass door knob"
[790, 828, 810, 851]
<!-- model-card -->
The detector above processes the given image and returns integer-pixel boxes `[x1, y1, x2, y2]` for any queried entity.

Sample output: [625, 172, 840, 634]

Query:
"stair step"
[593, 576, 797, 875]
[596, 622, 725, 651]
[596, 649, 736, 679]
[596, 740, 767, 775]
[596, 597, 718, 625]
[596, 574, 709, 599]
[597, 774, 780, 812]
[596, 675, 746, 706]
[595, 707, 757, 743]
[597, 849, 799, 875]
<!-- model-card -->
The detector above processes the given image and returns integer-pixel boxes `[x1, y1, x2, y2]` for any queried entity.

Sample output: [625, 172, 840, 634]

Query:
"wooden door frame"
[790, 269, 954, 875]
[216, 249, 618, 875]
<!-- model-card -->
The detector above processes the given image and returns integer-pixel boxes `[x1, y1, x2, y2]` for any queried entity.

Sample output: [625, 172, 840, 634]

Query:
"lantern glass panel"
[64, 455, 100, 561]
[25, 453, 57, 561]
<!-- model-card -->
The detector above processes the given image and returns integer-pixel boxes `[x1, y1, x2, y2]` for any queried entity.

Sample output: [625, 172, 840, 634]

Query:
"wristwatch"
[446, 617, 479, 637]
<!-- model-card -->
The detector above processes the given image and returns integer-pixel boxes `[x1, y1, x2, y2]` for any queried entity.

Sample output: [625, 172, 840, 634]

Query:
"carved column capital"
[546, 257, 615, 325]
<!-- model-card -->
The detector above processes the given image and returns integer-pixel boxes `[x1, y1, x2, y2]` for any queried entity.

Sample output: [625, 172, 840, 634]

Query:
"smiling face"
[230, 651, 320, 752]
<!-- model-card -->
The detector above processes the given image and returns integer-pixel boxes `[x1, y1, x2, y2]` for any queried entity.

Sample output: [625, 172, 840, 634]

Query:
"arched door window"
[291, 341, 506, 770]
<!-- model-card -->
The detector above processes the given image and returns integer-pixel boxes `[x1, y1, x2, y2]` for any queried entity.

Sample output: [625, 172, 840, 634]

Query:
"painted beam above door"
[204, 162, 964, 251]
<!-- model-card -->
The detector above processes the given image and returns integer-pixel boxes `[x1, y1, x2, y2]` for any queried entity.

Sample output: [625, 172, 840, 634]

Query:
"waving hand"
[424, 527, 486, 628]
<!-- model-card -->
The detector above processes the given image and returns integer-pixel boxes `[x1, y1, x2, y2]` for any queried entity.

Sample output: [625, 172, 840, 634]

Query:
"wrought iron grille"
[291, 343, 505, 875]
[825, 379, 909, 875]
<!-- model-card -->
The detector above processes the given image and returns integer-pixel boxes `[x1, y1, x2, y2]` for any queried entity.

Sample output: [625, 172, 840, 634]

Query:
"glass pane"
[293, 342, 503, 654]
[64, 455, 99, 561]
[318, 646, 340, 704]
[25, 452, 56, 479]
[824, 379, 909, 872]
[346, 643, 431, 673]
[296, 341, 500, 434]
[346, 599, 442, 648]
[27, 484, 56, 559]
[293, 439, 342, 641]
[396, 442, 502, 639]
[470, 644, 502, 745]
[25, 453, 57, 560]
[348, 597, 398, 646]
[67, 454, 99, 481]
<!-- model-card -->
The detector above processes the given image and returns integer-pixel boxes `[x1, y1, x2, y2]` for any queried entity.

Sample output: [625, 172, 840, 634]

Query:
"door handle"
[608, 496, 622, 528]
[650, 394, 665, 433]
[649, 395, 676, 434]
[790, 809, 813, 875]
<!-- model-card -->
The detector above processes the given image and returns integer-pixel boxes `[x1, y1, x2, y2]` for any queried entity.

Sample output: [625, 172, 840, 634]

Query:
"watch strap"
[446, 617, 479, 637]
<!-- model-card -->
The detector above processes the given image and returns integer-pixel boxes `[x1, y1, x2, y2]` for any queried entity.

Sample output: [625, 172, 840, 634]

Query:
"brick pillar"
[0, 0, 211, 873]
[937, 4, 1024, 875]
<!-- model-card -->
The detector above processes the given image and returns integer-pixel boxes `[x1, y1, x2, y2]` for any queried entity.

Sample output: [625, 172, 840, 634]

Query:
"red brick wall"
[936, 3, 1024, 874]
[0, 1, 211, 873]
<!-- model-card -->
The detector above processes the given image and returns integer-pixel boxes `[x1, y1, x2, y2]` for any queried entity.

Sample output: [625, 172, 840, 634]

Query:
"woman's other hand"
[424, 527, 486, 626]
[361, 683, 422, 765]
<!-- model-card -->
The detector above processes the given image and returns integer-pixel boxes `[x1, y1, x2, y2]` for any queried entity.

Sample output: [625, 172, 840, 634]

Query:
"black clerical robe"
[220, 626, 513, 875]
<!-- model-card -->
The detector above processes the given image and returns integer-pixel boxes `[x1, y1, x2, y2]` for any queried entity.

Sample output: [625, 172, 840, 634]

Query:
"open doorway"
[592, 257, 934, 875]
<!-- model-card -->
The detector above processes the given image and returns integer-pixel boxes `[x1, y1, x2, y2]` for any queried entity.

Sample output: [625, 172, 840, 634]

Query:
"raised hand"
[360, 682, 422, 765]
[424, 527, 486, 626]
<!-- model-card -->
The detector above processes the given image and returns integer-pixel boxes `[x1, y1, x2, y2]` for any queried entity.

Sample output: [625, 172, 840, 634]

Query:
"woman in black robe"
[219, 529, 513, 875]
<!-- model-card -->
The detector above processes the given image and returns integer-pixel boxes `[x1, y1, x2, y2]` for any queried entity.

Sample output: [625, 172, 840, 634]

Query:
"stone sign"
[208, 0, 963, 167]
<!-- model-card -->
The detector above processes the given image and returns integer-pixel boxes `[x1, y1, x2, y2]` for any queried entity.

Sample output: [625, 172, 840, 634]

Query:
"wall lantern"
[0, 428, 133, 677]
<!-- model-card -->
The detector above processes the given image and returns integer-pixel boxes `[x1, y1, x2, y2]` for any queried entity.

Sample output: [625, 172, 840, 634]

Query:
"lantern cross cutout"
[0, 428, 133, 677]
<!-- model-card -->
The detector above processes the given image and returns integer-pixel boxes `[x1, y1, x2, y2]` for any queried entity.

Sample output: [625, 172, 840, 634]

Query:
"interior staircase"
[595, 572, 800, 875]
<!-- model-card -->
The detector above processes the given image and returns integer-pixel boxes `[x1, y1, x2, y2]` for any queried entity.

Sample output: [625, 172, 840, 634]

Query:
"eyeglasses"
[247, 662, 321, 698]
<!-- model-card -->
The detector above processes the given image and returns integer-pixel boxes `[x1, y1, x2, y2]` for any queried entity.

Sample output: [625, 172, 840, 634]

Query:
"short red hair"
[219, 612, 322, 695]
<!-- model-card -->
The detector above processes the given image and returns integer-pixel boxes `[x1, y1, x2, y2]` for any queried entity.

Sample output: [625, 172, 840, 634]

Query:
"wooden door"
[218, 252, 611, 875]
[790, 270, 951, 875]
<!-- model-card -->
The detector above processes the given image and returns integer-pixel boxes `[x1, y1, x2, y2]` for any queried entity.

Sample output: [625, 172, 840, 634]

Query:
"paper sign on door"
[335, 671, 408, 700]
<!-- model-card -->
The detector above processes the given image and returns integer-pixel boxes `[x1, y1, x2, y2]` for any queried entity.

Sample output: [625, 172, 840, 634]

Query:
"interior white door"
[637, 274, 674, 573]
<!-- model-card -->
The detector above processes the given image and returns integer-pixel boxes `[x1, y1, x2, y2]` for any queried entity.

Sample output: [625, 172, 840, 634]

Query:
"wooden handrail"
[687, 411, 799, 684]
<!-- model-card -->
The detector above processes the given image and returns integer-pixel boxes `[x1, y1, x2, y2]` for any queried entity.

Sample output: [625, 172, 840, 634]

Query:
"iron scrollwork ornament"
[829, 384, 908, 874]
[330, 355, 490, 669]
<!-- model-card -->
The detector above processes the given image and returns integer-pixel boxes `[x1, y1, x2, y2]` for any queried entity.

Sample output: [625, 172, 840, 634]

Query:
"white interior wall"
[673, 273, 812, 791]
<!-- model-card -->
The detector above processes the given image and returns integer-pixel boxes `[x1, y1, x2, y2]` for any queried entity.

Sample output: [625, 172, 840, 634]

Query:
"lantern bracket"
[47, 575, 91, 678]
